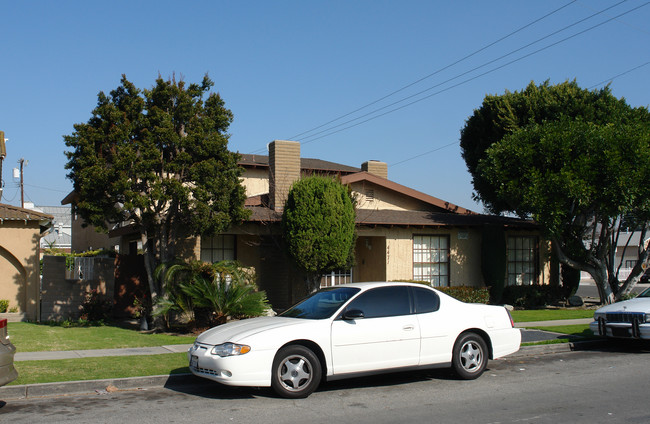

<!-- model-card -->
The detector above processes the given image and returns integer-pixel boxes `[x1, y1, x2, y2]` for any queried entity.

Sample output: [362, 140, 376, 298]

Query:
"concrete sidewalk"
[14, 344, 192, 362]
[515, 318, 592, 328]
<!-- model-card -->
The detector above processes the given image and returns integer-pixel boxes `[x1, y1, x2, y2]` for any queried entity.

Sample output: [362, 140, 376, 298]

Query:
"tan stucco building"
[0, 204, 52, 320]
[191, 140, 551, 310]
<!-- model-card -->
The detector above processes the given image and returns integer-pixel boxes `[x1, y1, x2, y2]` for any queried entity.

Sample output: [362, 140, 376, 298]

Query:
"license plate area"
[611, 327, 630, 338]
[190, 355, 198, 368]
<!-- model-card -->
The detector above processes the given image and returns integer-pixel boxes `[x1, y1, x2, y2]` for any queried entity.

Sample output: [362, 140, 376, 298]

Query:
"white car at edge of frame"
[590, 286, 650, 340]
[188, 282, 522, 398]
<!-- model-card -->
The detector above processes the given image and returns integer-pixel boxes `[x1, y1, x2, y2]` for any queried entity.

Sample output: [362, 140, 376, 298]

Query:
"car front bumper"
[187, 343, 275, 387]
[590, 320, 650, 339]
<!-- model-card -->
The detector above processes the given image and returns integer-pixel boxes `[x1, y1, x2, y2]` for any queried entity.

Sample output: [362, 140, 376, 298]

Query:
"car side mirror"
[342, 309, 365, 320]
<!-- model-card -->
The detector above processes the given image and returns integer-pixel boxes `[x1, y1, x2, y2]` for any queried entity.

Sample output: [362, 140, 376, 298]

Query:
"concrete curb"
[0, 373, 199, 400]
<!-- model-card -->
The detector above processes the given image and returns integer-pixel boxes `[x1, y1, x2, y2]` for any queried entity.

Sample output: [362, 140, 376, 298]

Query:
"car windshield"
[280, 287, 360, 319]
[638, 287, 650, 298]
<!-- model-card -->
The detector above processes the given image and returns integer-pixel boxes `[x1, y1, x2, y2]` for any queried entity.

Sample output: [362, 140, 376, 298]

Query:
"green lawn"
[8, 322, 195, 352]
[510, 309, 594, 323]
[10, 353, 189, 385]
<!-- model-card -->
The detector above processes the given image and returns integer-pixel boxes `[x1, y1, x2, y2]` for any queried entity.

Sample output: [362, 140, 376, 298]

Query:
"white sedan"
[188, 282, 521, 398]
[590, 287, 650, 339]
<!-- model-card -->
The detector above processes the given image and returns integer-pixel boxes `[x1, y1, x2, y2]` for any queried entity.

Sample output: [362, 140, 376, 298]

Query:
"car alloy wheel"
[271, 345, 322, 398]
[452, 332, 488, 379]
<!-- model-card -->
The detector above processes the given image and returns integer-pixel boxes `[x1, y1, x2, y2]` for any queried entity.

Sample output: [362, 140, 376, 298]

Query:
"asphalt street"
[2, 341, 649, 423]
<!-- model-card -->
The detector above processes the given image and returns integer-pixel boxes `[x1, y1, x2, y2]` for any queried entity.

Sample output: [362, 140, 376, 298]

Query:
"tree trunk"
[141, 231, 165, 331]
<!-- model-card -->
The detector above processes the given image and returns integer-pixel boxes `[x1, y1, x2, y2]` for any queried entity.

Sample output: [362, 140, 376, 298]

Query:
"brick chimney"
[362, 160, 388, 179]
[268, 140, 301, 211]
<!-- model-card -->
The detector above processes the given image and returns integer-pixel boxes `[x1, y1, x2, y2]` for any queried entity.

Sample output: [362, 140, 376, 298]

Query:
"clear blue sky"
[1, 0, 648, 212]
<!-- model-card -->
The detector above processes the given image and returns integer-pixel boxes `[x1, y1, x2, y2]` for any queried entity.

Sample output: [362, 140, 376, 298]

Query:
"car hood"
[595, 297, 650, 314]
[194, 316, 308, 345]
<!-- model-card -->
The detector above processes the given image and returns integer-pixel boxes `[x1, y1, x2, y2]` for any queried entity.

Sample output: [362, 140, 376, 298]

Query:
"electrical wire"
[286, 0, 579, 142]
[588, 61, 650, 89]
[297, 0, 634, 144]
[296, 1, 649, 145]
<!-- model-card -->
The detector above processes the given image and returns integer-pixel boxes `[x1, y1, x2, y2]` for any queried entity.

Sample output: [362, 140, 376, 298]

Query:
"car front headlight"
[211, 343, 251, 357]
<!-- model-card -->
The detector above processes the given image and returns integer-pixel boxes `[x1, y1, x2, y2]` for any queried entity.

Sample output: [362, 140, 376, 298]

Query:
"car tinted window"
[280, 287, 360, 319]
[345, 286, 411, 318]
[412, 287, 440, 313]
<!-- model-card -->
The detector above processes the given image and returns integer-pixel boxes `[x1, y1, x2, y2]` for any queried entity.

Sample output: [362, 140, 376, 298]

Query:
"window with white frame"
[507, 236, 538, 285]
[200, 234, 236, 263]
[413, 235, 450, 287]
[320, 268, 353, 288]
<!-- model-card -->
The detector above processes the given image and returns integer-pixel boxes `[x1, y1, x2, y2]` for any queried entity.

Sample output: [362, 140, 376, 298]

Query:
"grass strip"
[9, 353, 190, 385]
[8, 323, 195, 352]
[510, 309, 594, 323]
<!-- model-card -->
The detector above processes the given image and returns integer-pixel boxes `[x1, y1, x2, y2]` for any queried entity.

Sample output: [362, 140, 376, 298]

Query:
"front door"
[330, 286, 419, 374]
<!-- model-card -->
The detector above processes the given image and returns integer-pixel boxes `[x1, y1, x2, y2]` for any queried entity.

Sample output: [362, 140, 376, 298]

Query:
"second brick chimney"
[268, 140, 301, 211]
[361, 160, 388, 179]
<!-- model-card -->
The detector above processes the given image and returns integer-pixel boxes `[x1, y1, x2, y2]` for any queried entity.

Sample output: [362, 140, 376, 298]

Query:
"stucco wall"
[241, 168, 269, 197]
[357, 227, 485, 287]
[351, 182, 433, 212]
[0, 221, 42, 320]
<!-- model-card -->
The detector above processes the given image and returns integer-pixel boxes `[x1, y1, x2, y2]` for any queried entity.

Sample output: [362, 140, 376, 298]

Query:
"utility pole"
[18, 158, 25, 208]
[0, 131, 5, 201]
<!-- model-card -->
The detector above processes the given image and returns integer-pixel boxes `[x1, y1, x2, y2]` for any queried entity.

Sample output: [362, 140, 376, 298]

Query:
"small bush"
[0, 300, 9, 313]
[501, 285, 565, 309]
[80, 289, 113, 322]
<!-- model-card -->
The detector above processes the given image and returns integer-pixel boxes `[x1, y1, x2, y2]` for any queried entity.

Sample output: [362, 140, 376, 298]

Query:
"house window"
[624, 260, 637, 269]
[201, 235, 236, 263]
[507, 236, 538, 285]
[413, 235, 450, 287]
[320, 268, 353, 288]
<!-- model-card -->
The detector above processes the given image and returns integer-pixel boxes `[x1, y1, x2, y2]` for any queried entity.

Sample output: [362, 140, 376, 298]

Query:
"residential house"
[22, 204, 72, 252]
[66, 140, 552, 311]
[60, 192, 119, 253]
[0, 203, 52, 320]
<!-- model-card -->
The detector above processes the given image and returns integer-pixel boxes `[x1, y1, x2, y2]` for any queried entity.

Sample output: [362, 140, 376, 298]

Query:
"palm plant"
[154, 260, 270, 328]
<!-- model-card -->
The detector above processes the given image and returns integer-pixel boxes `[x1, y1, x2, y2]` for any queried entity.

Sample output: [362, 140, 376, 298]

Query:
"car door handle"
[403, 325, 415, 331]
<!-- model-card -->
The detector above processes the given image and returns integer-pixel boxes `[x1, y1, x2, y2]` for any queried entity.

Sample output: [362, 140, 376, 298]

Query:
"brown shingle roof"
[0, 203, 54, 222]
[239, 153, 360, 174]
[245, 205, 536, 229]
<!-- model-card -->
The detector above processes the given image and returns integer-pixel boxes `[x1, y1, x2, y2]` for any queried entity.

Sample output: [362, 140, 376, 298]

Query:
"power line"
[588, 61, 650, 89]
[286, 0, 579, 142]
[296, 1, 648, 145]
[389, 141, 459, 167]
[297, 0, 633, 144]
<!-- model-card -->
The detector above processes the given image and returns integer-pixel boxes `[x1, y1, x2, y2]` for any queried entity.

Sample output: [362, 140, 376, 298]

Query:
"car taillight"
[0, 318, 7, 343]
[505, 309, 515, 328]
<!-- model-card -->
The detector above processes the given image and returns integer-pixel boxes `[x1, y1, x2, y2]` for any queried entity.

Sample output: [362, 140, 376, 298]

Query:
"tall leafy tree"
[282, 176, 356, 293]
[64, 75, 249, 319]
[460, 80, 650, 304]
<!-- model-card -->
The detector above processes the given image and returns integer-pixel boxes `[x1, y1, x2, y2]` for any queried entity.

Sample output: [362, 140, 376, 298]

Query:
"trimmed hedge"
[501, 285, 565, 309]
[437, 286, 490, 304]
[393, 280, 490, 304]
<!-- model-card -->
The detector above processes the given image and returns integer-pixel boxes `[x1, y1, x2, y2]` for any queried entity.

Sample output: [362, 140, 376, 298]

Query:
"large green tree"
[282, 176, 356, 293]
[460, 81, 650, 304]
[64, 75, 249, 318]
